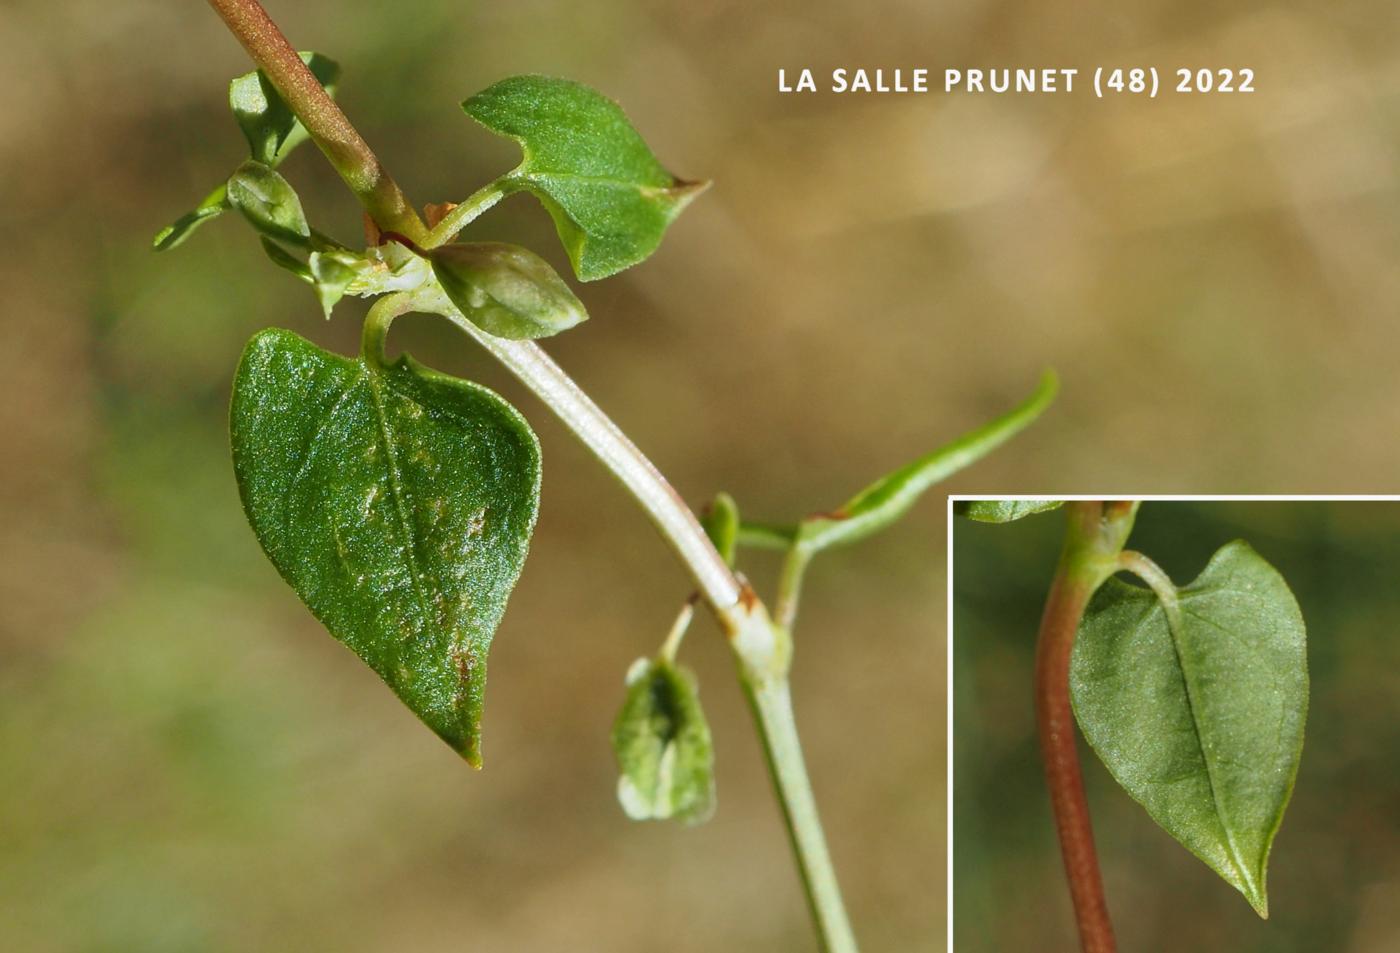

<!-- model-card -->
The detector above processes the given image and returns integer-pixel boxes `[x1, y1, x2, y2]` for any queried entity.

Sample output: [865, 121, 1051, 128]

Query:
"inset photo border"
[947, 497, 1400, 953]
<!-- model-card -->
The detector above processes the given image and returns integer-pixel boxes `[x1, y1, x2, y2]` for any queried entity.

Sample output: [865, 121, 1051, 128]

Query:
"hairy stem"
[1033, 501, 1137, 953]
[203, 7, 858, 947]
[206, 0, 427, 242]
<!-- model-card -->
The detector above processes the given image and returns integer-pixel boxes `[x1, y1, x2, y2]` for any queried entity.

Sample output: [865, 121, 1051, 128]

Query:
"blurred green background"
[4, 0, 1399, 950]
[954, 502, 1400, 952]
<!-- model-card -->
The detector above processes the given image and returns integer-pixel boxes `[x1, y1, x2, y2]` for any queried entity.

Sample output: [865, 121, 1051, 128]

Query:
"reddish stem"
[1034, 504, 1120, 953]
[205, 0, 426, 241]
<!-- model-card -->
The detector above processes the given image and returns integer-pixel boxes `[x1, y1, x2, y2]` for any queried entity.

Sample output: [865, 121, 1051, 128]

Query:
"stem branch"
[423, 180, 511, 249]
[206, 0, 427, 242]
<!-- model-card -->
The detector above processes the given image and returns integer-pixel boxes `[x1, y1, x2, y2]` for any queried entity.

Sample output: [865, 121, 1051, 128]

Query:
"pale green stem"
[422, 180, 511, 249]
[415, 287, 740, 610]
[421, 290, 858, 952]
[775, 544, 814, 631]
[659, 596, 697, 663]
[745, 677, 859, 953]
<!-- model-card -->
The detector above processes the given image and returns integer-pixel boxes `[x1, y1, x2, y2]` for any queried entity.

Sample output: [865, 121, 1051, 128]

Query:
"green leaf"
[152, 184, 230, 252]
[462, 75, 707, 281]
[230, 328, 541, 767]
[700, 492, 739, 566]
[230, 52, 340, 166]
[611, 656, 716, 824]
[155, 54, 336, 253]
[1070, 541, 1308, 916]
[795, 371, 1058, 553]
[954, 499, 1063, 523]
[431, 242, 587, 339]
[226, 160, 311, 246]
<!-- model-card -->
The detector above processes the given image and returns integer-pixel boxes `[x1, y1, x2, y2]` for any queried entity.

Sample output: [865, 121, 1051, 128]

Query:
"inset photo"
[949, 499, 1400, 953]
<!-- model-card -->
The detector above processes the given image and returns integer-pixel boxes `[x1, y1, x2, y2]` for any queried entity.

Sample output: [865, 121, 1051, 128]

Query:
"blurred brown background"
[2, 0, 1398, 950]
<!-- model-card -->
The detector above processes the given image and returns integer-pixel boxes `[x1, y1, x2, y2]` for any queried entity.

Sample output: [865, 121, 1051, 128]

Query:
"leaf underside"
[231, 329, 541, 766]
[1070, 541, 1308, 916]
[462, 75, 706, 281]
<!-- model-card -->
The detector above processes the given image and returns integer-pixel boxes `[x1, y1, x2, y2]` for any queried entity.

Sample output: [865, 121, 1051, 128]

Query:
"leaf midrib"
[1165, 589, 1257, 896]
[363, 366, 436, 638]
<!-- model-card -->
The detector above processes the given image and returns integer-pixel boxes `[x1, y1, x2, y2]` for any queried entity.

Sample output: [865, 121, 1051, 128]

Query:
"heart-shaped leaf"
[462, 75, 707, 281]
[611, 656, 716, 824]
[954, 499, 1062, 523]
[230, 52, 341, 166]
[231, 328, 541, 766]
[431, 241, 588, 339]
[1070, 541, 1308, 916]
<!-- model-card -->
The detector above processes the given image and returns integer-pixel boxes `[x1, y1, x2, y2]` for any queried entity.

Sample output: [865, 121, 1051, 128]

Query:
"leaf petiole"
[423, 179, 512, 250]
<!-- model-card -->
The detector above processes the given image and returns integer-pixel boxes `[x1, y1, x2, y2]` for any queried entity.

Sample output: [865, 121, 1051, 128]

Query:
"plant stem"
[203, 8, 858, 948]
[423, 180, 510, 249]
[206, 0, 427, 243]
[428, 291, 857, 951]
[426, 292, 740, 611]
[745, 675, 859, 953]
[1034, 501, 1137, 953]
[775, 544, 814, 631]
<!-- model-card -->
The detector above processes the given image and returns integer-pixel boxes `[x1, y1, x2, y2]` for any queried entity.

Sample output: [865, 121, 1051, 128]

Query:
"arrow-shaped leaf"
[1070, 541, 1308, 916]
[231, 329, 541, 766]
[462, 75, 707, 281]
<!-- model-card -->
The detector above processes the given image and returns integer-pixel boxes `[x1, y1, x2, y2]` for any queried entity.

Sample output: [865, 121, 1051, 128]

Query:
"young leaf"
[153, 184, 231, 252]
[611, 656, 716, 824]
[462, 75, 707, 281]
[230, 52, 341, 166]
[954, 499, 1063, 523]
[226, 160, 312, 245]
[230, 329, 541, 767]
[431, 242, 588, 339]
[700, 492, 740, 566]
[795, 371, 1058, 554]
[154, 54, 336, 252]
[1070, 541, 1308, 916]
